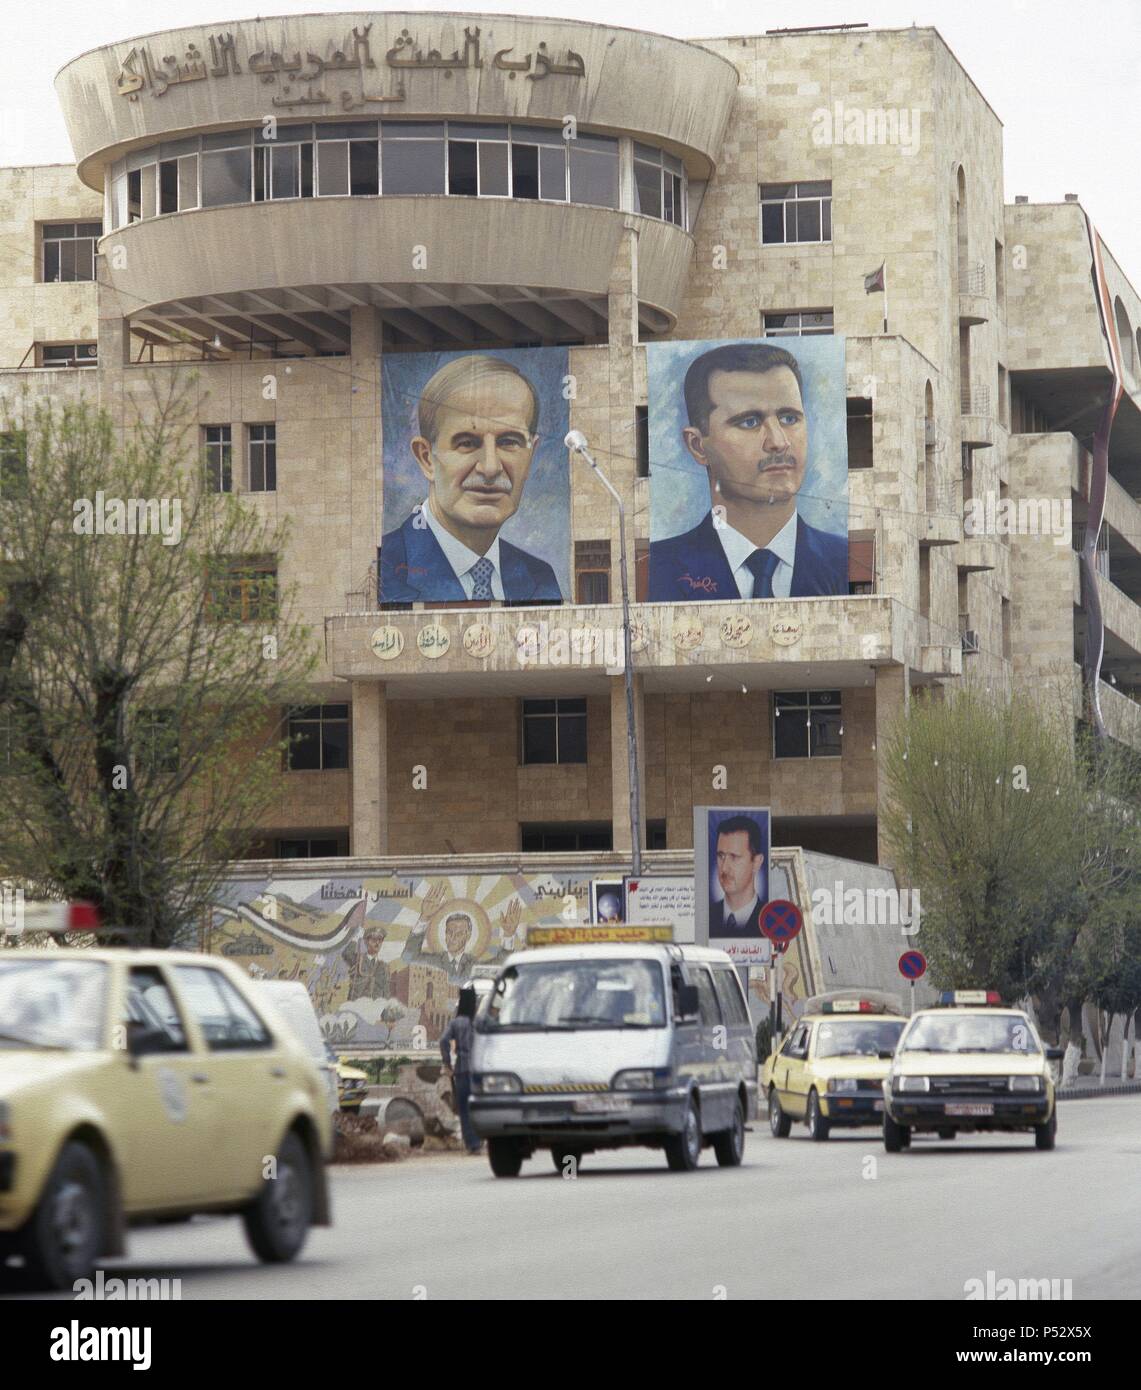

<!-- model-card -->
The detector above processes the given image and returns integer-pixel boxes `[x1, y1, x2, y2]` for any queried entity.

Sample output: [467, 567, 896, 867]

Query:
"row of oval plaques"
[370, 614, 805, 662]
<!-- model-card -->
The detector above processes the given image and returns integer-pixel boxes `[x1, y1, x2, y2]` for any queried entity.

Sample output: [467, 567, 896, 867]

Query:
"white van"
[470, 942, 757, 1176]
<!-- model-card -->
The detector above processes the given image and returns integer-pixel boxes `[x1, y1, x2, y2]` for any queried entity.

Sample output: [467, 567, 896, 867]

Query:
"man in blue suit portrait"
[648, 342, 847, 602]
[380, 354, 563, 603]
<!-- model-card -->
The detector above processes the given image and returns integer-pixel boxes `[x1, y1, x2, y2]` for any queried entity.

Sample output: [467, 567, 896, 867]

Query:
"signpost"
[760, 900, 803, 1039]
[898, 949, 927, 1015]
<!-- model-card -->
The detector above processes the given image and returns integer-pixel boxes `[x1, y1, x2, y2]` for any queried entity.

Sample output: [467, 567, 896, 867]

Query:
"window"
[208, 556, 277, 622]
[42, 223, 101, 282]
[0, 430, 27, 496]
[521, 697, 587, 765]
[40, 343, 97, 367]
[760, 181, 832, 244]
[521, 822, 613, 852]
[763, 309, 833, 337]
[647, 819, 667, 850]
[846, 397, 873, 469]
[248, 424, 276, 492]
[203, 425, 232, 493]
[172, 965, 272, 1051]
[773, 690, 842, 759]
[286, 704, 350, 771]
[568, 133, 619, 208]
[633, 144, 686, 226]
[849, 537, 875, 596]
[575, 541, 610, 605]
[126, 967, 187, 1054]
[276, 833, 349, 858]
[200, 135, 252, 207]
[380, 121, 445, 194]
[712, 967, 750, 1025]
[690, 966, 721, 1025]
[635, 405, 649, 478]
[135, 709, 179, 774]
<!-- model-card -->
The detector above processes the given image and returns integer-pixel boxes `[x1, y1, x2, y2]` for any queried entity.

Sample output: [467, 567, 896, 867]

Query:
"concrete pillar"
[350, 306, 383, 605]
[875, 664, 910, 867]
[607, 221, 639, 352]
[351, 680, 387, 856]
[95, 281, 131, 424]
[610, 672, 646, 856]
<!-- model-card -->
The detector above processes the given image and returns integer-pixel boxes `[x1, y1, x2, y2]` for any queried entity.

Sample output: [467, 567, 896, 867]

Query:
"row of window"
[105, 123, 687, 230]
[3, 692, 843, 779]
[204, 424, 276, 493]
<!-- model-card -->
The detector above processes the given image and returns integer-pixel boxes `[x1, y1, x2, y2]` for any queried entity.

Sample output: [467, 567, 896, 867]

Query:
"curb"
[1056, 1082, 1141, 1101]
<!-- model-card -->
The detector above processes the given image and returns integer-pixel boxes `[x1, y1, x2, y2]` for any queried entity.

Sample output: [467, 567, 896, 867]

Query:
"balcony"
[918, 643, 963, 678]
[325, 595, 904, 694]
[957, 536, 1000, 573]
[958, 262, 990, 325]
[960, 386, 995, 447]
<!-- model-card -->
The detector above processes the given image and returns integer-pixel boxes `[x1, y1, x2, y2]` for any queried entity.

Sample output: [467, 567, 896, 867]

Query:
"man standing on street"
[441, 986, 481, 1154]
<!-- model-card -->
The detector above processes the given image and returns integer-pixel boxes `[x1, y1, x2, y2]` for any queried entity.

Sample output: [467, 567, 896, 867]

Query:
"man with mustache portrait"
[648, 342, 847, 601]
[380, 354, 563, 603]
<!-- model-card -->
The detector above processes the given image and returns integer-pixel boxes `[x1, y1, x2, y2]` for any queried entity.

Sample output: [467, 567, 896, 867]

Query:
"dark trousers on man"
[454, 1072, 480, 1152]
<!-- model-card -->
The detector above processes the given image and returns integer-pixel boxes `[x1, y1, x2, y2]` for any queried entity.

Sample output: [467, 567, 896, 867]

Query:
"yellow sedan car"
[882, 991, 1061, 1152]
[0, 949, 333, 1290]
[762, 998, 907, 1141]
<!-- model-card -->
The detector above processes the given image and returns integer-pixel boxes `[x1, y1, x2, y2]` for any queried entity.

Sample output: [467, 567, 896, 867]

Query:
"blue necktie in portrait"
[470, 556, 495, 601]
[743, 547, 779, 598]
[726, 914, 738, 930]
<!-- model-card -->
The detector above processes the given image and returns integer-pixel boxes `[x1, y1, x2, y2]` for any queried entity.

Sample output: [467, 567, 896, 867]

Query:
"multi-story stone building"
[5, 13, 1140, 874]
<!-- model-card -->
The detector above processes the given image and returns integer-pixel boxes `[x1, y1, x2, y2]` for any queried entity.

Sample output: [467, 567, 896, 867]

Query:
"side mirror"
[1046, 1046, 1065, 1062]
[877, 1049, 895, 1061]
[676, 984, 700, 1020]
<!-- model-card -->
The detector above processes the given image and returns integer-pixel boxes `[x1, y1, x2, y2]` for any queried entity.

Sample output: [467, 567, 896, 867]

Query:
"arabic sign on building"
[115, 24, 586, 112]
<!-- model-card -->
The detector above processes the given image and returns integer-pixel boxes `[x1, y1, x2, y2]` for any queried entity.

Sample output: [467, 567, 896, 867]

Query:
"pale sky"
[3, 0, 1138, 284]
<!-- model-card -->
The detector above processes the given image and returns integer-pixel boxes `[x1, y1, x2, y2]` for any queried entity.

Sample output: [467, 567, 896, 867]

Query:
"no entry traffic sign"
[898, 949, 927, 980]
[760, 899, 802, 945]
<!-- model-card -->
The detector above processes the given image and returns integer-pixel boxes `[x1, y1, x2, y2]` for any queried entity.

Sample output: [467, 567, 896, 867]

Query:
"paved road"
[12, 1097, 1141, 1300]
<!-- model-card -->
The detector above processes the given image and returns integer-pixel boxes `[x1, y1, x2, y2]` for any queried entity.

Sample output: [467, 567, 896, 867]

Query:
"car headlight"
[826, 1077, 858, 1094]
[894, 1075, 930, 1093]
[1009, 1075, 1042, 1093]
[477, 1073, 522, 1095]
[613, 1068, 656, 1091]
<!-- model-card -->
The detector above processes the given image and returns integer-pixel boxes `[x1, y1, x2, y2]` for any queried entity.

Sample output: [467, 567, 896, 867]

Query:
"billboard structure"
[380, 347, 571, 604]
[647, 337, 848, 602]
[694, 805, 774, 965]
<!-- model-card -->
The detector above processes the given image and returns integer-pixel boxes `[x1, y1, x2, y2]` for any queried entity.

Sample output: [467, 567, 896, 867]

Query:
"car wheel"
[21, 1142, 107, 1290]
[1034, 1110, 1057, 1151]
[883, 1113, 909, 1153]
[937, 1127, 956, 1140]
[713, 1098, 746, 1167]
[768, 1087, 791, 1138]
[488, 1138, 524, 1177]
[242, 1131, 315, 1264]
[551, 1147, 583, 1173]
[665, 1097, 702, 1172]
[806, 1090, 831, 1143]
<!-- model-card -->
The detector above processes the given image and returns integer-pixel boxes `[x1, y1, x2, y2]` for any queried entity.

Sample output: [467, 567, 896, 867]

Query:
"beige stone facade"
[2, 16, 1139, 870]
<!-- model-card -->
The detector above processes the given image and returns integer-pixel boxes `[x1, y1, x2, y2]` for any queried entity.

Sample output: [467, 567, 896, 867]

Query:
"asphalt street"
[11, 1097, 1140, 1300]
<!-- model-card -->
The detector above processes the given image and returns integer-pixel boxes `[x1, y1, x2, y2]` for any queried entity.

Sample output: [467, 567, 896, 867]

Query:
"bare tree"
[0, 383, 318, 946]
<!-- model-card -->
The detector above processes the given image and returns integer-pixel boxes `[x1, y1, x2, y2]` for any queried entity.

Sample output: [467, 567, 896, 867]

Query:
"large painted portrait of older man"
[380, 348, 571, 603]
[647, 337, 848, 602]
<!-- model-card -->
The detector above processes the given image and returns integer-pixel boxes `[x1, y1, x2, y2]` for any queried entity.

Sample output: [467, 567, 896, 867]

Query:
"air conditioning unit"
[924, 419, 938, 448]
[961, 629, 981, 654]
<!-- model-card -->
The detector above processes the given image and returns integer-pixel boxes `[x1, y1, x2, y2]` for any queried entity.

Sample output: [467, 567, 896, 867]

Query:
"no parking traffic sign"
[898, 950, 927, 980]
[760, 899, 802, 946]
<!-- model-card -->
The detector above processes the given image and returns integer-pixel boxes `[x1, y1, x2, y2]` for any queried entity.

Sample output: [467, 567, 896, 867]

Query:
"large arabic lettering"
[115, 24, 586, 110]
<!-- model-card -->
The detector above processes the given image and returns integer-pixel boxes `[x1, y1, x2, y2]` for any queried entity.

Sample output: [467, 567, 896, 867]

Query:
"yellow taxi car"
[762, 993, 907, 1141]
[0, 949, 333, 1290]
[882, 991, 1062, 1152]
[327, 1046, 369, 1113]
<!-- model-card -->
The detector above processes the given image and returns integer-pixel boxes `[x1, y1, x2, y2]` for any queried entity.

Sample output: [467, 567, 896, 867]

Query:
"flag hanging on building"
[864, 262, 886, 293]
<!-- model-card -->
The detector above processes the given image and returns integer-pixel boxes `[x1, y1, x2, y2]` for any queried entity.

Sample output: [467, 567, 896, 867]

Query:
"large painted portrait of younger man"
[647, 337, 848, 603]
[380, 347, 571, 604]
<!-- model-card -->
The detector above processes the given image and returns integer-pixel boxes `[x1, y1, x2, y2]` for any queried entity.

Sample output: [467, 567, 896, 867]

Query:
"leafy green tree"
[881, 682, 1141, 1041]
[0, 386, 317, 946]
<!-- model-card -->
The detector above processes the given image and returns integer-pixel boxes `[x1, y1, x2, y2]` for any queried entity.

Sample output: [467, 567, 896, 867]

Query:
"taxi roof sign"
[801, 989, 902, 1017]
[526, 925, 674, 947]
[938, 989, 1003, 1007]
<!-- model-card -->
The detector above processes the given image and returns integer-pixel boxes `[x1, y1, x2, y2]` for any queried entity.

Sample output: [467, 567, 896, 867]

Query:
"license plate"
[873, 1100, 884, 1112]
[573, 1095, 633, 1114]
[945, 1102, 994, 1117]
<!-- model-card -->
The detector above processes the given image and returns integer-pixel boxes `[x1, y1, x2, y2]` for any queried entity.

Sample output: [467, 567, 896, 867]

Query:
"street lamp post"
[565, 430, 643, 876]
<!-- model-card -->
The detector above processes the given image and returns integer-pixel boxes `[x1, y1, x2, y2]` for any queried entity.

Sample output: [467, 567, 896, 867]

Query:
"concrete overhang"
[56, 12, 739, 190]
[100, 196, 690, 347]
[324, 595, 905, 697]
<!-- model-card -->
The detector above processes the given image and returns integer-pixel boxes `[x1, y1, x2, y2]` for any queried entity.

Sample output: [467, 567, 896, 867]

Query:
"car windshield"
[815, 1019, 905, 1059]
[902, 1013, 1040, 1055]
[0, 959, 108, 1050]
[481, 958, 667, 1031]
